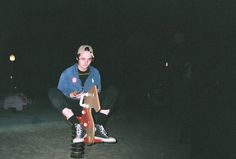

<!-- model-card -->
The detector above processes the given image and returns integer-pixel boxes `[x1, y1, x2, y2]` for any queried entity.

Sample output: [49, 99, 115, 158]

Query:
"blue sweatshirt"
[57, 64, 101, 97]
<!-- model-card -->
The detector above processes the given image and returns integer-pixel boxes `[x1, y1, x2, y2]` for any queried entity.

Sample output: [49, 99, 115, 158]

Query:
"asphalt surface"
[0, 97, 190, 159]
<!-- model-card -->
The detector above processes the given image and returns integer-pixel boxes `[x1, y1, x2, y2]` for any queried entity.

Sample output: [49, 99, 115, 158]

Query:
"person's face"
[77, 51, 93, 71]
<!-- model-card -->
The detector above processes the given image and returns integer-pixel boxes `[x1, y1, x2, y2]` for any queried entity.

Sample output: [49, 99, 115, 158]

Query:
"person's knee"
[47, 87, 66, 111]
[48, 87, 58, 100]
[101, 85, 119, 111]
[48, 87, 66, 102]
[106, 85, 119, 96]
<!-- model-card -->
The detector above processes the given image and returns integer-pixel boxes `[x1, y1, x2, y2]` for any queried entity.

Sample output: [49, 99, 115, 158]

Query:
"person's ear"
[76, 54, 80, 61]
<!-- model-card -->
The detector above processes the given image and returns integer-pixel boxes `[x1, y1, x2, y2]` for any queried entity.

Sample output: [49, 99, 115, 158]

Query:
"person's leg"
[100, 85, 119, 114]
[93, 85, 119, 143]
[48, 87, 68, 113]
[94, 85, 119, 126]
[48, 87, 85, 143]
[48, 87, 83, 123]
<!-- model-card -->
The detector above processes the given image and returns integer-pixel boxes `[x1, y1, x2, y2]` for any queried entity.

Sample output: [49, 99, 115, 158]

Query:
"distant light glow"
[165, 62, 169, 67]
[9, 54, 16, 62]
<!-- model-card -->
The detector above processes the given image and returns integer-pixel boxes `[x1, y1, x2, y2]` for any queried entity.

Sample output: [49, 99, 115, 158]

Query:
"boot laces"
[97, 125, 108, 137]
[75, 124, 83, 137]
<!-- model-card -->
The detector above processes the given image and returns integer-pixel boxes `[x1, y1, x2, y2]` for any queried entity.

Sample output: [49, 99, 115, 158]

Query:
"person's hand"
[100, 109, 110, 115]
[69, 91, 84, 99]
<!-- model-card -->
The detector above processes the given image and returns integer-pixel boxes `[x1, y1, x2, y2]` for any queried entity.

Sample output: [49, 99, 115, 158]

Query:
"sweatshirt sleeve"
[57, 72, 70, 97]
[97, 71, 102, 93]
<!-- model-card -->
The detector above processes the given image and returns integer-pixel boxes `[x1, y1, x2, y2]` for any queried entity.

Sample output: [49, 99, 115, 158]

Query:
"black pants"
[48, 86, 119, 126]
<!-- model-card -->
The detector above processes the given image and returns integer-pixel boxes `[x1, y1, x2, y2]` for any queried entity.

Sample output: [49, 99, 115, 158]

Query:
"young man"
[48, 45, 116, 143]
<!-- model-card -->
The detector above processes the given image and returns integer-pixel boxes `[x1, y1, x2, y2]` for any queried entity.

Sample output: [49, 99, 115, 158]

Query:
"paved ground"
[0, 97, 190, 159]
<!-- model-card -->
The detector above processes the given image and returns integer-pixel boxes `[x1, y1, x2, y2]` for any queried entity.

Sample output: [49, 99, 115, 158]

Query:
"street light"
[165, 61, 169, 67]
[9, 54, 16, 77]
[9, 54, 16, 91]
[9, 54, 16, 62]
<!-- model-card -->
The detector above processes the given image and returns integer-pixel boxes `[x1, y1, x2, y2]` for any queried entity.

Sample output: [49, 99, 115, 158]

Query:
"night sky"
[0, 0, 235, 98]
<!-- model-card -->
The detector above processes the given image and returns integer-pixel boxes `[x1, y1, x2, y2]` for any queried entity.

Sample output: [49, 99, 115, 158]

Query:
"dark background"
[1, 0, 235, 98]
[1, 1, 236, 158]
[0, 0, 235, 112]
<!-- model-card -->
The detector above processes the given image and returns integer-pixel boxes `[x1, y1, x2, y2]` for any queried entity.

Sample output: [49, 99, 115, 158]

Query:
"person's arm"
[95, 68, 102, 93]
[57, 73, 71, 97]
